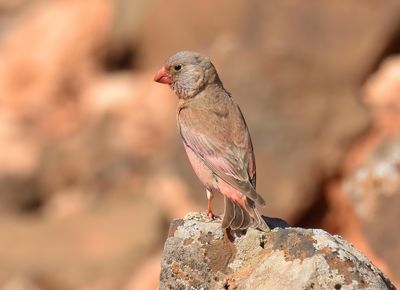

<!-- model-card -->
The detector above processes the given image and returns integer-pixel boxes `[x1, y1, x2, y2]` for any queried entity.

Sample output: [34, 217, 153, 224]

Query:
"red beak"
[154, 66, 172, 84]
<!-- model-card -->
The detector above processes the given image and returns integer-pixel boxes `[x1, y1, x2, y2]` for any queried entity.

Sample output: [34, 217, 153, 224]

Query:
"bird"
[154, 51, 269, 231]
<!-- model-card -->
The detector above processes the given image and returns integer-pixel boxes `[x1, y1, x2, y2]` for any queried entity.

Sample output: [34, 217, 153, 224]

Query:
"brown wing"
[237, 106, 256, 188]
[178, 104, 264, 206]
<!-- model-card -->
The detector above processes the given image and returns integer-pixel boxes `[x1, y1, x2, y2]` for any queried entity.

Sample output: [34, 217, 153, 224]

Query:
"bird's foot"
[207, 210, 219, 220]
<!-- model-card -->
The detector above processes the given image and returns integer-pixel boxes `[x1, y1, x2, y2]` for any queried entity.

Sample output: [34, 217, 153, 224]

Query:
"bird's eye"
[174, 64, 182, 71]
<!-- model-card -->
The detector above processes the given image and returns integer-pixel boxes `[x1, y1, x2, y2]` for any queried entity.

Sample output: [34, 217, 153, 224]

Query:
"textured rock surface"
[159, 212, 396, 290]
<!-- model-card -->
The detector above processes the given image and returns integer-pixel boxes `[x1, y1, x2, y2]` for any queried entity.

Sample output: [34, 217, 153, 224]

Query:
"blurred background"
[0, 0, 400, 289]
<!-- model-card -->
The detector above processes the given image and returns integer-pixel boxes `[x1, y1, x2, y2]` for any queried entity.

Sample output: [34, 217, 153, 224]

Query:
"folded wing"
[178, 105, 264, 206]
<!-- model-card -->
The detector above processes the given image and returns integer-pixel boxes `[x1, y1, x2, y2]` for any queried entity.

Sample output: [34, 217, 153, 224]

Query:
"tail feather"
[222, 196, 269, 230]
[249, 187, 266, 207]
[229, 180, 266, 207]
[245, 198, 269, 231]
[231, 203, 245, 230]
[222, 197, 235, 228]
[231, 202, 245, 230]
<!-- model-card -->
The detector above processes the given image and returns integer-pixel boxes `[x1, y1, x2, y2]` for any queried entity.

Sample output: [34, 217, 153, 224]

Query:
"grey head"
[154, 51, 221, 99]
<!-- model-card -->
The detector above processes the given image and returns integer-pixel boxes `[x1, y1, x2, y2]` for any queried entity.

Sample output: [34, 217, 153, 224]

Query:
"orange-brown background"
[0, 0, 399, 289]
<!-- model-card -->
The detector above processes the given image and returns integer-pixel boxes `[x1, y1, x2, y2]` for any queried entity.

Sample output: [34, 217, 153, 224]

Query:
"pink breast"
[183, 144, 215, 189]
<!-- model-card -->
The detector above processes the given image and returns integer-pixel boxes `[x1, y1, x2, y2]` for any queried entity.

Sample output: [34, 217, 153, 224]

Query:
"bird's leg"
[206, 189, 215, 219]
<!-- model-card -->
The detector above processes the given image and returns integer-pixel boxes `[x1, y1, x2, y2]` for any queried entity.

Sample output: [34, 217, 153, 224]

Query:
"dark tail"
[222, 196, 269, 231]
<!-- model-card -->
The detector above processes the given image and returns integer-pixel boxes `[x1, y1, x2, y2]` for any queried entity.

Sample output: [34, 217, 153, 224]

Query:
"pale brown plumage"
[154, 51, 269, 231]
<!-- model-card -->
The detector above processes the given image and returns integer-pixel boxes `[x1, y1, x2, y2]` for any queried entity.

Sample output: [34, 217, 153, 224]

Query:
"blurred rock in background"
[341, 55, 400, 284]
[0, 0, 400, 289]
[345, 136, 400, 284]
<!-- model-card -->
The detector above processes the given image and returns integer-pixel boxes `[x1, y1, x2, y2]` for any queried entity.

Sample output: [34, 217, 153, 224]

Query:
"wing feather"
[178, 104, 265, 206]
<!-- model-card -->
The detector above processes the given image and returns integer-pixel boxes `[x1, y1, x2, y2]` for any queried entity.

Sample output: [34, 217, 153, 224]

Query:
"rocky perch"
[159, 212, 396, 290]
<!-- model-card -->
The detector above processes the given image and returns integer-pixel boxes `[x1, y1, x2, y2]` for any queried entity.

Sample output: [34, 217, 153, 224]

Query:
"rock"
[344, 136, 400, 221]
[344, 136, 400, 283]
[159, 212, 395, 290]
[338, 55, 400, 283]
[364, 56, 400, 118]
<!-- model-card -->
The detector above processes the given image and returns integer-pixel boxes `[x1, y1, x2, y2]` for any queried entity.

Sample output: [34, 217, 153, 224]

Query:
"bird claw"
[207, 211, 219, 220]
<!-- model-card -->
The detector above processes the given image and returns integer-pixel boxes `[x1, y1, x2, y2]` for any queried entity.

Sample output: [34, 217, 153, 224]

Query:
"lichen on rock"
[159, 212, 396, 290]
